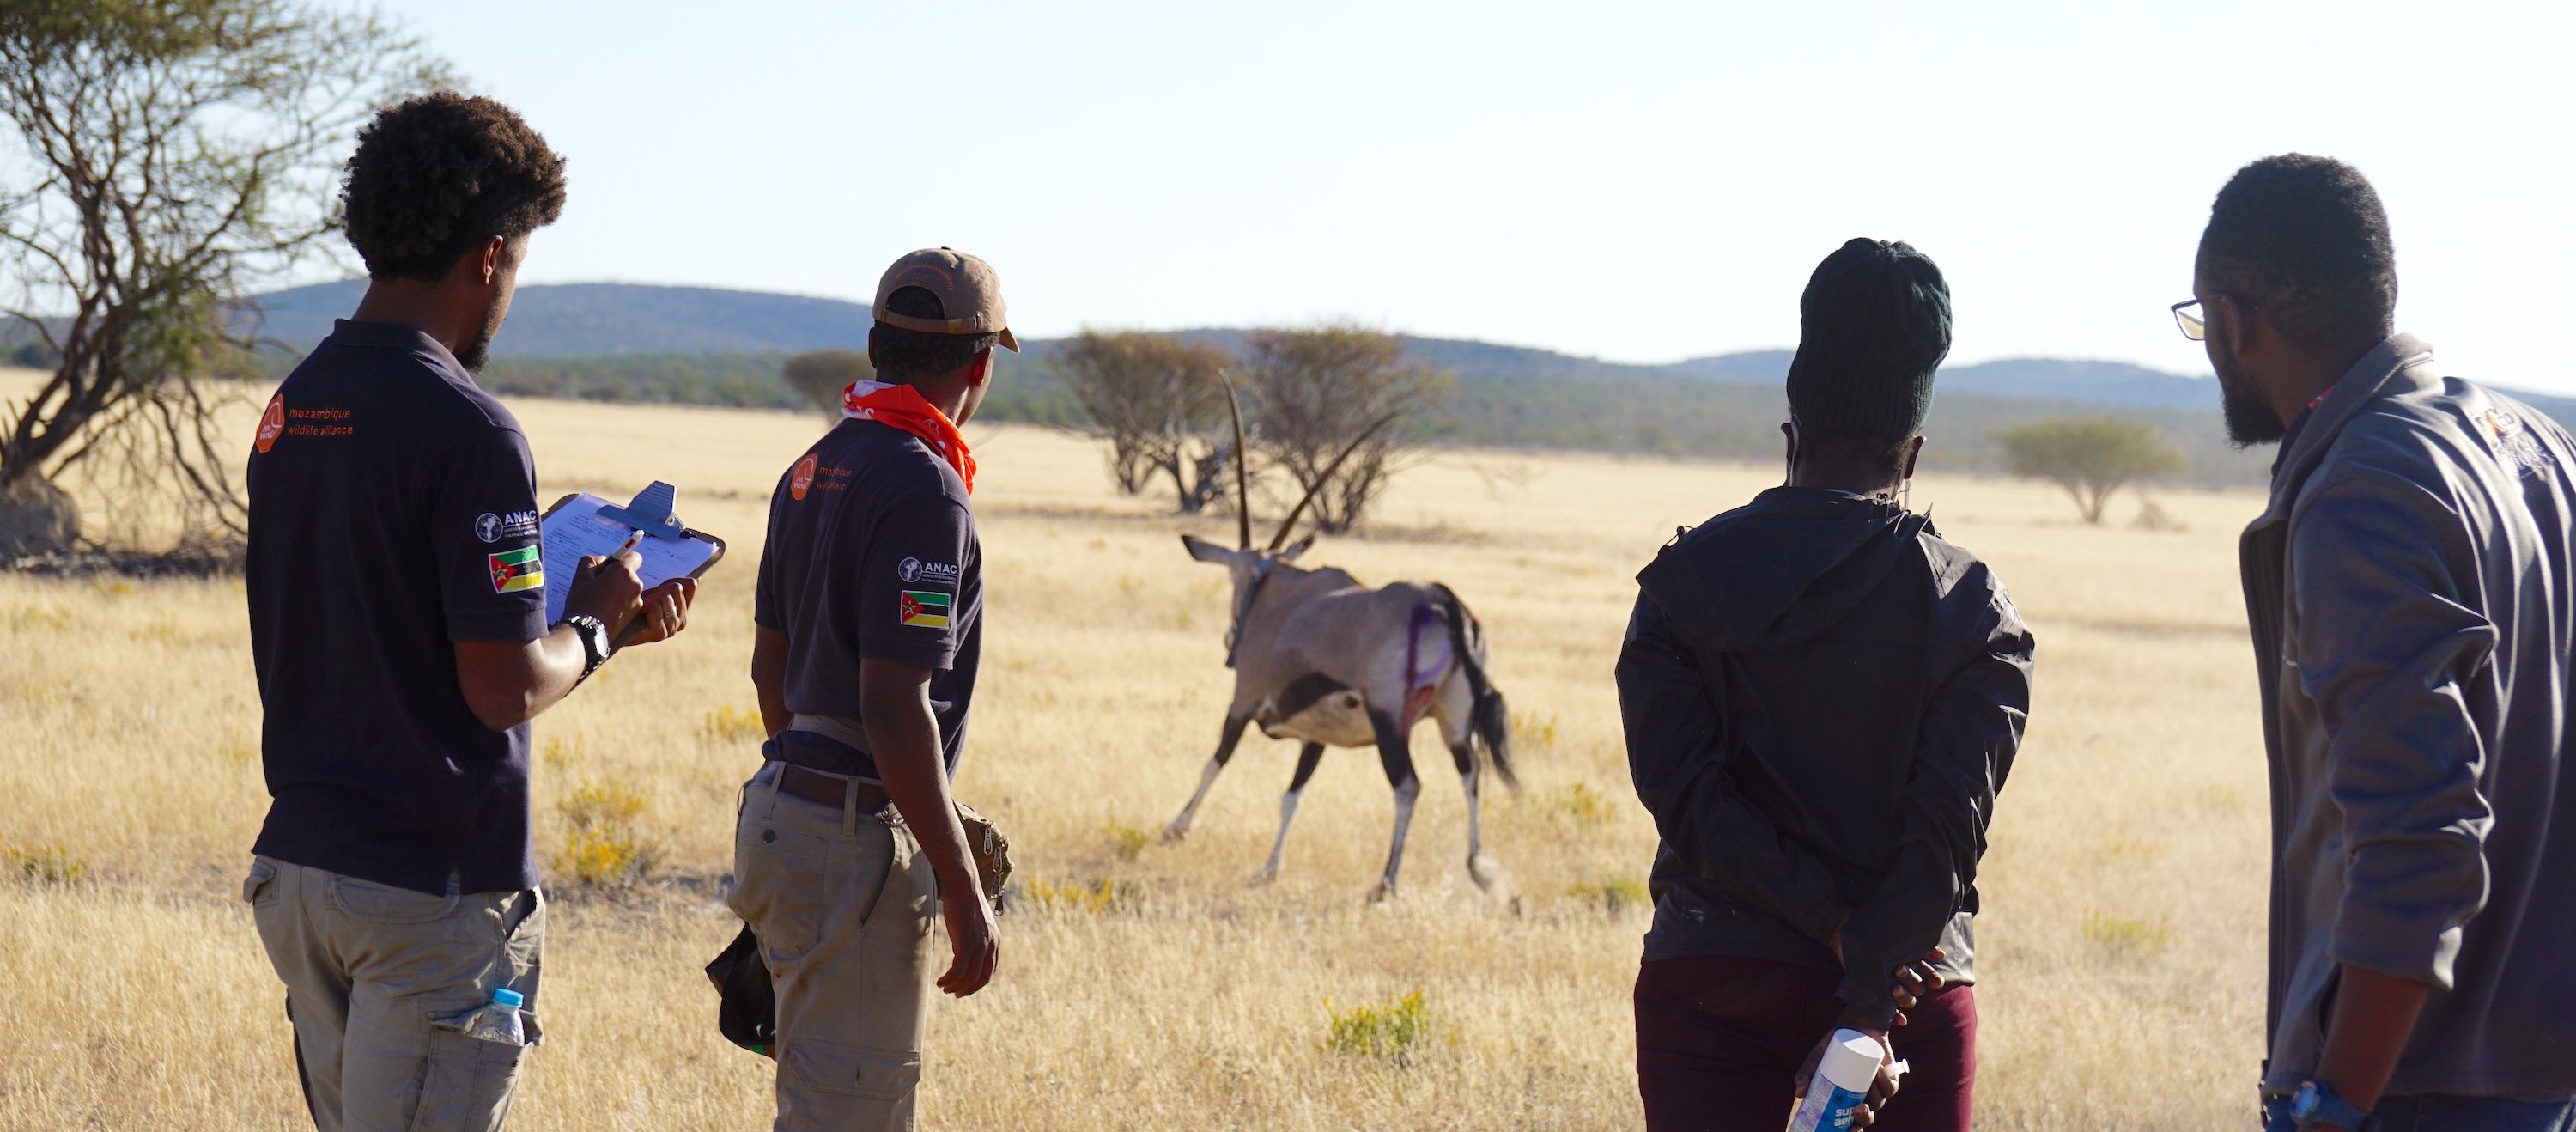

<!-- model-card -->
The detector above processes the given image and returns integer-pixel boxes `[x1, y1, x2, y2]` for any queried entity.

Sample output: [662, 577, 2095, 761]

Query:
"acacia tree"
[781, 349, 870, 422]
[0, 0, 444, 555]
[1997, 417, 2187, 524]
[1049, 329, 1240, 513]
[1238, 324, 1446, 533]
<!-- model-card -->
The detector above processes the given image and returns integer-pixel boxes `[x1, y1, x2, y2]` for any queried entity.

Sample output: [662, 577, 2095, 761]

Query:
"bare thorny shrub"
[0, 0, 447, 553]
[1048, 330, 1240, 513]
[1238, 325, 1448, 533]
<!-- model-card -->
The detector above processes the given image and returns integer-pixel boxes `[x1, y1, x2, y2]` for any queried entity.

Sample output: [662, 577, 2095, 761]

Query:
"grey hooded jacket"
[1618, 487, 2034, 1025]
[2245, 334, 2576, 1098]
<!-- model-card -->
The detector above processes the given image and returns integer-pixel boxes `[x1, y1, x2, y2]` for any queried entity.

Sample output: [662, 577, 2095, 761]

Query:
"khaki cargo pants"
[726, 762, 939, 1132]
[244, 856, 544, 1132]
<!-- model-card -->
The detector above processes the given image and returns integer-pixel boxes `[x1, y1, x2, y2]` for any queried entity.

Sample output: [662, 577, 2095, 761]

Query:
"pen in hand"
[591, 528, 644, 577]
[602, 528, 654, 647]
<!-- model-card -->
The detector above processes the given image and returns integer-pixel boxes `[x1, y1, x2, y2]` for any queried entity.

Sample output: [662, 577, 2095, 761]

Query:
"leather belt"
[773, 762, 890, 814]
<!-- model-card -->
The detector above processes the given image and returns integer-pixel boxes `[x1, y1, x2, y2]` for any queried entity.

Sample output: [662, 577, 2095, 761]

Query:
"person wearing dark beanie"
[1785, 237, 1952, 447]
[1617, 239, 2033, 1130]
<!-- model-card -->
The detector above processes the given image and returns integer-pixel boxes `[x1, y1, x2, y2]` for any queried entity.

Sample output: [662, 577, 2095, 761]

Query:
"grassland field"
[0, 369, 2272, 1129]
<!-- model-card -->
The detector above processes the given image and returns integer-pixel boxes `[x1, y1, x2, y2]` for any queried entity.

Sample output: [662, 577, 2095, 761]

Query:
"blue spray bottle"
[1786, 1029, 1906, 1132]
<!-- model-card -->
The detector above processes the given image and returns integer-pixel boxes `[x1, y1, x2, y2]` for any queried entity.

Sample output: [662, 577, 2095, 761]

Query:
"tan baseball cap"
[872, 246, 1018, 352]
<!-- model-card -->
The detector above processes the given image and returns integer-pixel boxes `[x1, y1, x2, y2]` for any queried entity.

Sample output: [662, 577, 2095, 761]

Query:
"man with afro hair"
[240, 91, 697, 1131]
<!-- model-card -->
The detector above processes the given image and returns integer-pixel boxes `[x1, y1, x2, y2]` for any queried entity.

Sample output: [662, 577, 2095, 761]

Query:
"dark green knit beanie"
[1783, 238, 1953, 441]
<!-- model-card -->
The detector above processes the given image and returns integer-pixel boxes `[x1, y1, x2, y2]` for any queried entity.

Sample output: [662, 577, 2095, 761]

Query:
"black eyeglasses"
[2172, 295, 2252, 342]
[2171, 299, 2208, 341]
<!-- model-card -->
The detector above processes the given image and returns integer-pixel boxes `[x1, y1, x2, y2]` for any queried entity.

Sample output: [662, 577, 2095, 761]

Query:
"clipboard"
[538, 481, 727, 629]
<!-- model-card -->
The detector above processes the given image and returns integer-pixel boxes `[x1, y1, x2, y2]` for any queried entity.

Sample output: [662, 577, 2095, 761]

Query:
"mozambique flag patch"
[898, 589, 952, 629]
[489, 545, 544, 594]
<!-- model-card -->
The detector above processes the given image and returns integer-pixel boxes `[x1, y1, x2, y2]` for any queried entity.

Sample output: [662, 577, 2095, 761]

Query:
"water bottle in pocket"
[453, 988, 529, 1046]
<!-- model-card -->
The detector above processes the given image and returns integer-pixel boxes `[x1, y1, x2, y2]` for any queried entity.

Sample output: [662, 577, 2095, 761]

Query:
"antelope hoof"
[1160, 819, 1190, 844]
[1467, 855, 1502, 892]
[1369, 879, 1398, 904]
[1247, 864, 1279, 886]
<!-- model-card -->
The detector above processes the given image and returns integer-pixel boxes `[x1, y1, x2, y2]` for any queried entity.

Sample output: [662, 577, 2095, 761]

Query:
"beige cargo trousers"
[726, 761, 940, 1132]
[245, 856, 544, 1132]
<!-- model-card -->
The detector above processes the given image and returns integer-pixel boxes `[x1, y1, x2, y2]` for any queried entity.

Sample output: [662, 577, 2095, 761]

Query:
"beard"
[2215, 355, 2286, 447]
[455, 296, 507, 374]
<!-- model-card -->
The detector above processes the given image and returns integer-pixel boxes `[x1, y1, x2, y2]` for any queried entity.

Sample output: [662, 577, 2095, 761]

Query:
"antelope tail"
[1432, 584, 1517, 791]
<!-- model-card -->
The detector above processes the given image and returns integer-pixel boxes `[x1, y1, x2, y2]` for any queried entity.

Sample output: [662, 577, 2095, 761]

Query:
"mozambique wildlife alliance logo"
[2484, 409, 2556, 480]
[475, 510, 540, 544]
[897, 557, 962, 587]
[254, 395, 287, 453]
[898, 590, 952, 629]
[488, 546, 544, 594]
[789, 453, 820, 501]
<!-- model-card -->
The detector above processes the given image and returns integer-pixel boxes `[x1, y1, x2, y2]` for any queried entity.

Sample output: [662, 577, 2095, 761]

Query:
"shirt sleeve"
[1833, 569, 2034, 1025]
[854, 491, 974, 669]
[2292, 472, 2496, 991]
[430, 425, 550, 643]
[1614, 592, 1856, 946]
[753, 472, 790, 632]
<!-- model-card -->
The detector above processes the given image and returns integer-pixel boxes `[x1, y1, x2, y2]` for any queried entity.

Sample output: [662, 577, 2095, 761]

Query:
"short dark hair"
[2196, 155, 2396, 356]
[1796, 428, 1911, 482]
[871, 286, 999, 379]
[342, 91, 568, 282]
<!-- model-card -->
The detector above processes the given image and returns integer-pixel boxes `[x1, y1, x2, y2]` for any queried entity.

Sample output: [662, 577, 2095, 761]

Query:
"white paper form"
[539, 492, 722, 624]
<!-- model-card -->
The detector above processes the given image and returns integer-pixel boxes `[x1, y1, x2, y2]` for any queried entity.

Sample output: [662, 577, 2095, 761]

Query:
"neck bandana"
[841, 380, 975, 493]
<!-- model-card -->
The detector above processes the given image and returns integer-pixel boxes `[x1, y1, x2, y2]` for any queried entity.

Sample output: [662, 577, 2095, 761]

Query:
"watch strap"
[2293, 1080, 2373, 1130]
[557, 615, 610, 676]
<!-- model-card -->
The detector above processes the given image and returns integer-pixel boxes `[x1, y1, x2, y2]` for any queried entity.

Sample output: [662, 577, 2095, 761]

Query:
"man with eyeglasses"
[2183, 155, 2576, 1132]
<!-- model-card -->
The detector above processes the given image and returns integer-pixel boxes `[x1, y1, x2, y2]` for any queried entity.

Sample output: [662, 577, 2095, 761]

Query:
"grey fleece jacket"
[2245, 334, 2576, 1099]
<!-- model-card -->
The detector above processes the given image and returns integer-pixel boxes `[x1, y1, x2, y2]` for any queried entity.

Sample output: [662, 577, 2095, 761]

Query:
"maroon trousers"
[1635, 954, 1977, 1132]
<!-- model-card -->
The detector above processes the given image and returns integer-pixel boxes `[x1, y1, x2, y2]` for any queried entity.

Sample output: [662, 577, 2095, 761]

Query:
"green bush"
[1324, 989, 1434, 1064]
[5, 845, 88, 885]
[1997, 417, 2188, 524]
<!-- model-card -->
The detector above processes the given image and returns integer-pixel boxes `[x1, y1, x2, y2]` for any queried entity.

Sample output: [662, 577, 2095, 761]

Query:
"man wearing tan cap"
[732, 247, 1012, 1129]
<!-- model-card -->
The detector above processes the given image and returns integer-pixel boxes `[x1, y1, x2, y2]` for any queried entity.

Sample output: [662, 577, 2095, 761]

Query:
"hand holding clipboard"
[578, 529, 694, 648]
[544, 482, 727, 657]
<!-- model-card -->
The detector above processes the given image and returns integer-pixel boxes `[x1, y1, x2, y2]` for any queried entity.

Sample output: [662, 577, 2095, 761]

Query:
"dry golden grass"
[0, 374, 2271, 1129]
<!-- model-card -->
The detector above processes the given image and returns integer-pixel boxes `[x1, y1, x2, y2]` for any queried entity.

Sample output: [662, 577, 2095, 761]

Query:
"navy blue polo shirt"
[244, 320, 549, 896]
[753, 417, 982, 779]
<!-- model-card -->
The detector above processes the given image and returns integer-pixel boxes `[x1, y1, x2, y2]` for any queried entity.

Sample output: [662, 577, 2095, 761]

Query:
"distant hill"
[196, 281, 2576, 489]
[241, 280, 2230, 411]
[246, 280, 879, 356]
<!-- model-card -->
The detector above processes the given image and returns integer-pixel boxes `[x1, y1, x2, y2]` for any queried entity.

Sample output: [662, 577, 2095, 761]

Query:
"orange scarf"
[841, 380, 976, 494]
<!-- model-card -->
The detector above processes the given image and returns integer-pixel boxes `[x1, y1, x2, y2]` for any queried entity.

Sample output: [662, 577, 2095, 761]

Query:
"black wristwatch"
[559, 614, 611, 678]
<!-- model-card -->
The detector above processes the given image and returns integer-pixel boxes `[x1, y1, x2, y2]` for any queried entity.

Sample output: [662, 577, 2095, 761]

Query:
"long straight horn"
[1268, 413, 1396, 551]
[1221, 372, 1252, 550]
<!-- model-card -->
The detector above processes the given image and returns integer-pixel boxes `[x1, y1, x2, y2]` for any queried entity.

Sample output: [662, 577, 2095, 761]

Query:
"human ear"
[967, 349, 994, 388]
[478, 236, 507, 287]
[2216, 295, 2262, 361]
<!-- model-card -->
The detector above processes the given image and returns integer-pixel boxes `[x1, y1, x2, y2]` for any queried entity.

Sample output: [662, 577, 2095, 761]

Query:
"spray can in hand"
[1787, 1029, 1906, 1132]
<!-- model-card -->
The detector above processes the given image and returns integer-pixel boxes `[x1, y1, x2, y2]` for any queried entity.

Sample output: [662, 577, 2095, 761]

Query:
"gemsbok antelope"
[1160, 388, 1516, 898]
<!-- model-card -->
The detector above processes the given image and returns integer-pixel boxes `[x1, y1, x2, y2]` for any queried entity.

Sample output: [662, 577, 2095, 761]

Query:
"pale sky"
[332, 1, 2576, 390]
